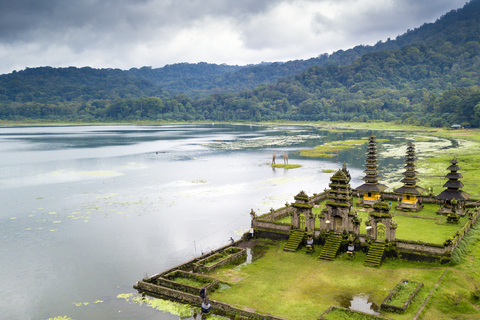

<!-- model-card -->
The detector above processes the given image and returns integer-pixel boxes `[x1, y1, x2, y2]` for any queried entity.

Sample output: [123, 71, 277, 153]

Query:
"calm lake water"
[0, 124, 450, 319]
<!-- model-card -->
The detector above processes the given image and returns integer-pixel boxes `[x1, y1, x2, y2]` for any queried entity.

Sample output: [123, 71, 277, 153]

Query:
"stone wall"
[395, 240, 446, 256]
[135, 281, 290, 320]
[309, 192, 328, 204]
[253, 220, 291, 233]
[380, 280, 423, 313]
[257, 206, 292, 221]
[452, 210, 479, 248]
[144, 240, 245, 283]
[193, 247, 246, 273]
[158, 270, 219, 295]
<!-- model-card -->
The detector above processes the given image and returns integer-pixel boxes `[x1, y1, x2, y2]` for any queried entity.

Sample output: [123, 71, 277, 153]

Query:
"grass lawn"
[173, 277, 205, 288]
[385, 280, 422, 307]
[209, 241, 448, 320]
[394, 215, 467, 244]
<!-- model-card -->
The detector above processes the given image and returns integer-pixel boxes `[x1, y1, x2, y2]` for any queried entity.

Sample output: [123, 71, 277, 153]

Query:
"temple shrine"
[436, 157, 470, 215]
[356, 134, 387, 207]
[394, 142, 425, 212]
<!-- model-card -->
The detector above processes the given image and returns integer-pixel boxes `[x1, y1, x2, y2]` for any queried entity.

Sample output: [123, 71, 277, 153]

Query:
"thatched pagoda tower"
[319, 169, 360, 235]
[356, 134, 387, 207]
[394, 142, 425, 211]
[436, 157, 470, 215]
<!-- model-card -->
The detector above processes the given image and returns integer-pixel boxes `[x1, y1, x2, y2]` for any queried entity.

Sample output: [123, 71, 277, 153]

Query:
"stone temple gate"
[290, 190, 315, 232]
[365, 201, 397, 242]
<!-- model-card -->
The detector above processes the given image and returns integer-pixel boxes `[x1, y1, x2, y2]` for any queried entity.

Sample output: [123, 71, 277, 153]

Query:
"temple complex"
[253, 139, 479, 266]
[394, 142, 425, 211]
[436, 157, 470, 215]
[356, 134, 387, 207]
[138, 137, 480, 320]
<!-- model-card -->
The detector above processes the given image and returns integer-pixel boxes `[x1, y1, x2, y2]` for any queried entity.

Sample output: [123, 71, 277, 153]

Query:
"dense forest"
[1, 0, 480, 127]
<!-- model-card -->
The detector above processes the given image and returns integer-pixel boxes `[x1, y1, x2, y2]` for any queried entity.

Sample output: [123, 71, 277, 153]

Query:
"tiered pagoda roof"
[326, 170, 352, 207]
[355, 134, 387, 192]
[436, 157, 470, 201]
[394, 142, 425, 195]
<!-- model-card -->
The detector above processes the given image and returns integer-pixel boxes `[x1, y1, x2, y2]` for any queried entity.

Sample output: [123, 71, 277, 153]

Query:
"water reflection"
[337, 293, 381, 315]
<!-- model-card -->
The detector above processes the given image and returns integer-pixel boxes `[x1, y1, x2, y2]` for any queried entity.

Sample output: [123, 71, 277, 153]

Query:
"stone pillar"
[307, 214, 315, 232]
[291, 212, 299, 229]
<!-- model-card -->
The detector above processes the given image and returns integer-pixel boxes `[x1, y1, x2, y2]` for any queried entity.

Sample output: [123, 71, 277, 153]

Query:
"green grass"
[173, 277, 206, 288]
[209, 242, 445, 320]
[420, 269, 480, 319]
[322, 307, 385, 320]
[318, 128, 356, 133]
[385, 281, 421, 307]
[297, 140, 367, 158]
[394, 215, 467, 244]
[271, 164, 302, 169]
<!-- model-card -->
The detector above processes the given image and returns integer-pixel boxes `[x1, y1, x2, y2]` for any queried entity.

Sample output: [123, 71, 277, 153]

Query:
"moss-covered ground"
[209, 241, 448, 320]
[385, 280, 421, 307]
[208, 223, 480, 320]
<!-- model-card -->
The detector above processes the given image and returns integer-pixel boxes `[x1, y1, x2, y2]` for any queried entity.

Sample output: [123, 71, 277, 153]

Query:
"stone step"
[283, 230, 306, 252]
[319, 234, 342, 261]
[364, 242, 386, 267]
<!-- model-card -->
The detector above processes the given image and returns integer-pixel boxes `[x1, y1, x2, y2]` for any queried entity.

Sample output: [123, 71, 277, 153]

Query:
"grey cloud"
[0, 0, 471, 74]
[0, 0, 282, 43]
[309, 0, 467, 44]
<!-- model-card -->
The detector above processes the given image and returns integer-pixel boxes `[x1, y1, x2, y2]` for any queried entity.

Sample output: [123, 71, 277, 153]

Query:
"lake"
[0, 124, 449, 319]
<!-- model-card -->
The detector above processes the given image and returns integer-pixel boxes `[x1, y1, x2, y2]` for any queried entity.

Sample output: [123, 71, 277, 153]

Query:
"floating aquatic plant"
[117, 293, 194, 318]
[202, 134, 324, 150]
[298, 139, 368, 157]
[318, 128, 356, 133]
[271, 164, 302, 169]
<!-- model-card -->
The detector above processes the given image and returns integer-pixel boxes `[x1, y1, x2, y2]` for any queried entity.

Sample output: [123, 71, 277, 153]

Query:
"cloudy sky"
[0, 0, 468, 75]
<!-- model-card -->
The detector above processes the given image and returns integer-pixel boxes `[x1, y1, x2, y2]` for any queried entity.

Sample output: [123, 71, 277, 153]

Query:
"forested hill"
[1, 0, 480, 126]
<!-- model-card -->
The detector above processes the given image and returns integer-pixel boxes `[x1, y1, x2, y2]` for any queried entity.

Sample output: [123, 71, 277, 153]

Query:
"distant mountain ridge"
[1, 0, 480, 127]
[1, 3, 466, 101]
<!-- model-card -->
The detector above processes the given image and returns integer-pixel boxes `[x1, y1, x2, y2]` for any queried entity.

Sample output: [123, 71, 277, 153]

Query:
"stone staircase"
[364, 241, 386, 267]
[283, 230, 305, 252]
[318, 233, 342, 261]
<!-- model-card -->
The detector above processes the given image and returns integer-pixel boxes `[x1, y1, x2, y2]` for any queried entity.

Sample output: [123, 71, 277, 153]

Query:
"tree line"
[1, 0, 480, 127]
